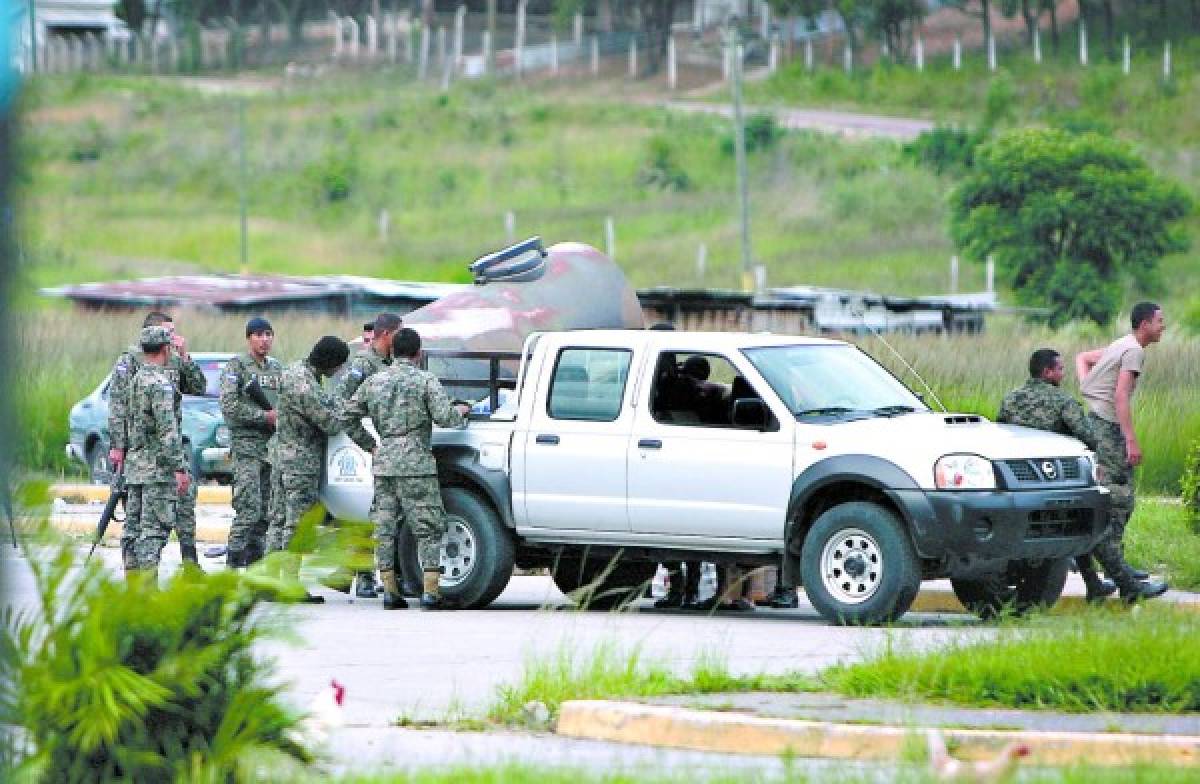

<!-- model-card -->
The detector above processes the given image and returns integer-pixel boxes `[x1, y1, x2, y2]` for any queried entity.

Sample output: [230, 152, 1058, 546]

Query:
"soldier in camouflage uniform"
[219, 317, 283, 568]
[997, 348, 1119, 602]
[333, 312, 405, 599]
[341, 328, 469, 610]
[267, 336, 372, 603]
[124, 326, 191, 578]
[107, 312, 205, 571]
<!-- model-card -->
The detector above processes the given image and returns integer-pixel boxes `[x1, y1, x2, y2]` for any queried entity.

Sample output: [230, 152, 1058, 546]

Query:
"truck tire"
[399, 486, 515, 609]
[951, 558, 1070, 620]
[800, 501, 921, 625]
[551, 550, 657, 610]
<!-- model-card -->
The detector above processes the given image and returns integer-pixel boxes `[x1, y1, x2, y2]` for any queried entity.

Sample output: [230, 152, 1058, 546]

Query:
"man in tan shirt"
[1075, 302, 1168, 602]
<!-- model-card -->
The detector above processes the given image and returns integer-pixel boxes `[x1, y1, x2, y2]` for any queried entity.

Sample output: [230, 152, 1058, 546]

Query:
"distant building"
[15, 0, 129, 70]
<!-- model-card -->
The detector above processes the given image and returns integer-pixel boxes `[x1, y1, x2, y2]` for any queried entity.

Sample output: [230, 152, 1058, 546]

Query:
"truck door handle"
[637, 439, 662, 449]
[535, 434, 560, 445]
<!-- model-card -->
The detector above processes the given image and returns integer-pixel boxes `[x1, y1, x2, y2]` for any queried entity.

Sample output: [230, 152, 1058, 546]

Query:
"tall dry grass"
[14, 309, 1200, 494]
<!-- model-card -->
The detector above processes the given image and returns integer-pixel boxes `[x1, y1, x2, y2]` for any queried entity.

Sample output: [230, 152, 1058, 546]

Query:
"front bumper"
[892, 486, 1110, 579]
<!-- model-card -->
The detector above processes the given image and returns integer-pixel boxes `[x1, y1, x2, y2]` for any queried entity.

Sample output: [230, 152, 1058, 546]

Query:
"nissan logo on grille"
[1041, 460, 1058, 480]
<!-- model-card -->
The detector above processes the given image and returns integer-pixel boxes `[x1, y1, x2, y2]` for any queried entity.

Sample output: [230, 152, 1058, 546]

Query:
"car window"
[546, 348, 631, 422]
[196, 359, 229, 398]
[649, 352, 751, 427]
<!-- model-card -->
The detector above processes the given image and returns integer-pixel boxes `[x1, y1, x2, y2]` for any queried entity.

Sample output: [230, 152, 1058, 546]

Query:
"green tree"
[951, 128, 1192, 326]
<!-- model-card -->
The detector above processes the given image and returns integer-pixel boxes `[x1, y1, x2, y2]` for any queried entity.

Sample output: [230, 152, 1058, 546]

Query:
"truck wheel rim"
[439, 515, 476, 588]
[820, 527, 883, 605]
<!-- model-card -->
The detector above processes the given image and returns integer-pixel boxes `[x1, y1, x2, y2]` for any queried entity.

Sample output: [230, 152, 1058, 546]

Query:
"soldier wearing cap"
[126, 326, 191, 577]
[341, 328, 470, 610]
[107, 311, 205, 571]
[219, 316, 284, 568]
[267, 336, 373, 602]
[334, 312, 405, 598]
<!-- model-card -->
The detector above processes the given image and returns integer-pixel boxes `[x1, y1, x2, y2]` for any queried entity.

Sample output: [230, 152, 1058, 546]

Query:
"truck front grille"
[1026, 508, 1092, 540]
[1005, 458, 1083, 484]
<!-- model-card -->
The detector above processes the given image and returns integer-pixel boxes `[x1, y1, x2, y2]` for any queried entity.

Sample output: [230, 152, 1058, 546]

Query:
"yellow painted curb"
[51, 483, 231, 505]
[556, 700, 1200, 767]
[46, 515, 232, 543]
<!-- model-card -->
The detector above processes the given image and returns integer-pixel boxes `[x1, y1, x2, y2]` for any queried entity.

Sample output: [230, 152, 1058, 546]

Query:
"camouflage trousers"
[370, 475, 446, 571]
[1088, 413, 1137, 586]
[266, 471, 320, 553]
[228, 454, 272, 558]
[129, 482, 179, 570]
[120, 470, 195, 570]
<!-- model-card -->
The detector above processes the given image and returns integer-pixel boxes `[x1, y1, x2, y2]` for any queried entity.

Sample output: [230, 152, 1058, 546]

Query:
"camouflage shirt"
[341, 358, 466, 477]
[124, 363, 188, 484]
[108, 345, 205, 451]
[219, 352, 284, 458]
[277, 360, 372, 476]
[996, 378, 1098, 450]
[334, 344, 391, 401]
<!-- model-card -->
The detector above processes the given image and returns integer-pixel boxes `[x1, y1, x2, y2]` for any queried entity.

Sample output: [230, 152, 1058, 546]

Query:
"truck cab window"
[547, 348, 631, 421]
[650, 352, 748, 427]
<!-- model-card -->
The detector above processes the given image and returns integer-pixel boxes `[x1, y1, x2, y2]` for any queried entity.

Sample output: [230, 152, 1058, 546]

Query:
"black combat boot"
[420, 569, 457, 610]
[763, 583, 799, 609]
[1120, 579, 1169, 604]
[354, 571, 380, 599]
[380, 570, 407, 610]
[180, 544, 199, 566]
[226, 548, 246, 570]
[1076, 555, 1116, 604]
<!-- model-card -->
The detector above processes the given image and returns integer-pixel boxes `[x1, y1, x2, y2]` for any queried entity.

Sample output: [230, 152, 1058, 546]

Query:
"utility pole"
[237, 99, 248, 274]
[28, 0, 38, 72]
[728, 21, 753, 291]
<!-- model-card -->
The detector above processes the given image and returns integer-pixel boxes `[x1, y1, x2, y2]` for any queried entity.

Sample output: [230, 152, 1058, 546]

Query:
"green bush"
[902, 126, 981, 174]
[1183, 439, 1200, 534]
[719, 112, 780, 156]
[0, 536, 310, 782]
[1182, 298, 1200, 335]
[637, 135, 691, 192]
[309, 148, 358, 203]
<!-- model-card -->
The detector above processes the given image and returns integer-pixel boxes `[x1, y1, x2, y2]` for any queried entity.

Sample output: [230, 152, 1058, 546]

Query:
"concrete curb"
[556, 700, 1200, 767]
[51, 483, 231, 505]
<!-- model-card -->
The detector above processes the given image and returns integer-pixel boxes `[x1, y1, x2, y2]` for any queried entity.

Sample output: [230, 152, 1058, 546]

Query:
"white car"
[323, 330, 1108, 625]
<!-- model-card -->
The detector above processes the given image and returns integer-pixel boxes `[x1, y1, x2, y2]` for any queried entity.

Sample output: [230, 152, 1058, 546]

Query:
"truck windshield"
[742, 345, 926, 418]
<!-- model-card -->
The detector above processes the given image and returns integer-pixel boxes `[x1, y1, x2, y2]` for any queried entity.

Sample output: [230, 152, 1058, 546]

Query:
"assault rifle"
[85, 469, 127, 564]
[244, 377, 274, 412]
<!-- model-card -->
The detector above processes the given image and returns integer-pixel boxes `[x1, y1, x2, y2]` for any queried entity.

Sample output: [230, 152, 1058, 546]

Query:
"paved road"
[2, 539, 985, 775]
[662, 100, 934, 140]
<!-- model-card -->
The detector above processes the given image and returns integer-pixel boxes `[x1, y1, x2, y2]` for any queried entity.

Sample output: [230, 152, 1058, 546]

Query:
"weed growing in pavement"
[487, 640, 817, 724]
[821, 605, 1200, 713]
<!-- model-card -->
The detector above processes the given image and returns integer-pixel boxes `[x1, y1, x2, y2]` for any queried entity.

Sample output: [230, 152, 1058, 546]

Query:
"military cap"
[140, 325, 172, 348]
[246, 316, 274, 336]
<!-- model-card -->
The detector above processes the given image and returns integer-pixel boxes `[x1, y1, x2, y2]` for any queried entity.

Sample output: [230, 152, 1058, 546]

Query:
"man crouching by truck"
[341, 328, 471, 611]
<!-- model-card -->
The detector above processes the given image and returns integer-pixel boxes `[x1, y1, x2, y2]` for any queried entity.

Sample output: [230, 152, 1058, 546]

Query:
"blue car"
[66, 352, 236, 484]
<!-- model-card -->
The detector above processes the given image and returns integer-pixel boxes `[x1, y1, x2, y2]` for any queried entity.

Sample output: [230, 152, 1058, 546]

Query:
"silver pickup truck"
[322, 329, 1109, 625]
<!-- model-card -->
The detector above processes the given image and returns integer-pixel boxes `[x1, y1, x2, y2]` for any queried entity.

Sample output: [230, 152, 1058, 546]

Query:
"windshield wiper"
[796, 406, 857, 418]
[872, 405, 918, 417]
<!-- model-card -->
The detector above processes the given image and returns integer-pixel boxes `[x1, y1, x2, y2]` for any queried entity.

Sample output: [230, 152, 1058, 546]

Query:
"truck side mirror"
[731, 398, 767, 429]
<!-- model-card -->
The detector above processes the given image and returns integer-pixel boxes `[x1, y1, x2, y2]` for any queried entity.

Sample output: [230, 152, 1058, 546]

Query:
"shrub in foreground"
[0, 534, 309, 782]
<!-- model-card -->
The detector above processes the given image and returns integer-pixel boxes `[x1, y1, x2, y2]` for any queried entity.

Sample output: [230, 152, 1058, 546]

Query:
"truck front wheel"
[951, 558, 1070, 620]
[399, 486, 515, 609]
[800, 501, 921, 625]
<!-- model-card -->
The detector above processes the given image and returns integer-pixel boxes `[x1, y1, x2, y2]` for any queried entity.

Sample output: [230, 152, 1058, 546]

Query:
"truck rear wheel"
[399, 487, 514, 609]
[951, 558, 1070, 620]
[800, 501, 921, 625]
[551, 549, 657, 610]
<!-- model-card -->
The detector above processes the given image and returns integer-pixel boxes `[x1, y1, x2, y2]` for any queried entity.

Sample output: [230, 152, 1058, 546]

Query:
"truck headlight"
[215, 425, 231, 447]
[934, 454, 995, 490]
